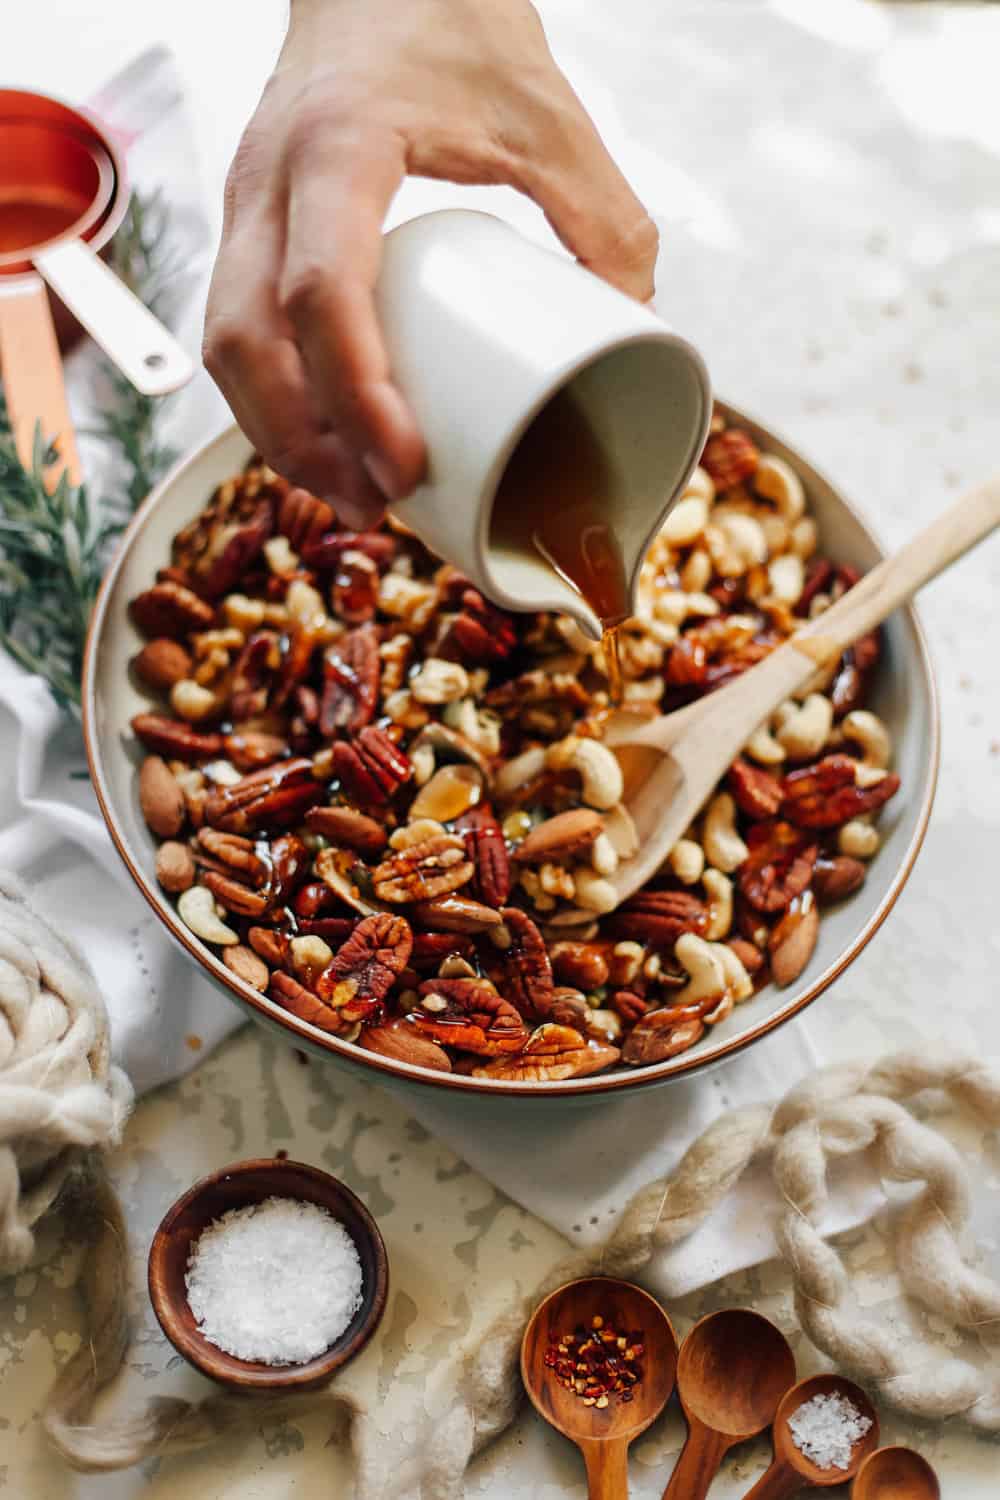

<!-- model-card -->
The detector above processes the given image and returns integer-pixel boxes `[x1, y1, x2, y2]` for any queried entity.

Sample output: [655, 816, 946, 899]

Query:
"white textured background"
[2, 2, 999, 1495]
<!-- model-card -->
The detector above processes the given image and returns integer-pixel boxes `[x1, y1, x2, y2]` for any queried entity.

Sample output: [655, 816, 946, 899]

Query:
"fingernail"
[363, 450, 404, 503]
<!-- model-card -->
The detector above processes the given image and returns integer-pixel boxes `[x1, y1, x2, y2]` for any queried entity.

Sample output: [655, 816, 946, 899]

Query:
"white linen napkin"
[0, 47, 883, 1288]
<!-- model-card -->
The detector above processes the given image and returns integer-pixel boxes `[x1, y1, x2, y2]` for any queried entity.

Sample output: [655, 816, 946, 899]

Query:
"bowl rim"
[146, 1156, 389, 1390]
[83, 404, 940, 1098]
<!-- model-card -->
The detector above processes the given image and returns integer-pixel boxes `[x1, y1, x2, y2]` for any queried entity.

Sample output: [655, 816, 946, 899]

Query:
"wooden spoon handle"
[580, 1436, 630, 1499]
[737, 1455, 803, 1500]
[0, 277, 81, 485]
[661, 1421, 730, 1500]
[795, 473, 1000, 659]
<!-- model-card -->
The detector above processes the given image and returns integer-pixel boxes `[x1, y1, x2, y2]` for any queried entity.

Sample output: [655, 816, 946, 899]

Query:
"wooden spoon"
[521, 1276, 678, 1498]
[739, 1373, 880, 1498]
[662, 1309, 796, 1500]
[601, 475, 1000, 907]
[853, 1446, 940, 1500]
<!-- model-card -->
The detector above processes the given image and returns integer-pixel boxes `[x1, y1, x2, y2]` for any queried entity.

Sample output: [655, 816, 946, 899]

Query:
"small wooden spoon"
[521, 1276, 678, 1498]
[740, 1373, 880, 1498]
[601, 474, 1000, 907]
[853, 1445, 940, 1500]
[662, 1309, 796, 1500]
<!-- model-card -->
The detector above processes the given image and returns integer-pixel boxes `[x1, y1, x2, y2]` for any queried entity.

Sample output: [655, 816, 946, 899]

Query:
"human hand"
[203, 0, 658, 528]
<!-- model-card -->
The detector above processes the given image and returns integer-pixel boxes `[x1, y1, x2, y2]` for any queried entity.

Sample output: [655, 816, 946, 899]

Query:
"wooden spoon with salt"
[739, 1373, 880, 1499]
[600, 476, 1000, 908]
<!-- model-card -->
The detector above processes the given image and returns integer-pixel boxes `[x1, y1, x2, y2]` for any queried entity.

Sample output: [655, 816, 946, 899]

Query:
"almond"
[769, 892, 819, 987]
[132, 637, 193, 692]
[223, 943, 270, 991]
[155, 839, 195, 893]
[812, 855, 866, 904]
[140, 756, 186, 838]
[513, 808, 605, 864]
[358, 1017, 452, 1072]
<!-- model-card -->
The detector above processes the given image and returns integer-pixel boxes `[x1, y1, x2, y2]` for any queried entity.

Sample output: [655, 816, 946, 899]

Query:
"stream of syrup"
[492, 386, 629, 704]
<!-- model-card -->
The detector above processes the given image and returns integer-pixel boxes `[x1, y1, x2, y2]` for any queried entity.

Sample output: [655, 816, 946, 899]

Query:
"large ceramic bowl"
[83, 405, 938, 1099]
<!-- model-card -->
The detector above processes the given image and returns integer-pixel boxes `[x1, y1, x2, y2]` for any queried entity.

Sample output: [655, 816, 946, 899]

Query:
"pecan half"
[268, 833, 310, 906]
[549, 941, 610, 991]
[440, 591, 517, 663]
[610, 890, 707, 951]
[737, 821, 817, 913]
[700, 427, 759, 489]
[410, 895, 503, 932]
[621, 1006, 706, 1065]
[498, 907, 554, 1020]
[664, 636, 708, 688]
[610, 990, 648, 1024]
[727, 757, 782, 820]
[229, 631, 282, 721]
[333, 726, 412, 806]
[202, 869, 270, 917]
[223, 730, 288, 772]
[410, 975, 528, 1055]
[313, 913, 413, 1024]
[196, 828, 269, 884]
[409, 931, 477, 969]
[769, 890, 819, 987]
[358, 1017, 452, 1071]
[469, 1023, 619, 1081]
[305, 804, 387, 856]
[781, 754, 899, 829]
[203, 757, 323, 834]
[371, 834, 473, 903]
[332, 550, 379, 623]
[513, 808, 605, 864]
[133, 638, 193, 692]
[831, 630, 881, 718]
[248, 927, 292, 966]
[319, 623, 379, 734]
[293, 881, 341, 919]
[198, 502, 273, 599]
[278, 488, 336, 550]
[795, 557, 834, 617]
[812, 854, 867, 904]
[269, 969, 347, 1034]
[131, 713, 224, 763]
[457, 803, 510, 907]
[130, 580, 214, 640]
[301, 527, 397, 572]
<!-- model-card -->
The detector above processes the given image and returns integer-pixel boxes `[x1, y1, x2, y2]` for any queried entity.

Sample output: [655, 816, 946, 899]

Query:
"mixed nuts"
[128, 414, 899, 1079]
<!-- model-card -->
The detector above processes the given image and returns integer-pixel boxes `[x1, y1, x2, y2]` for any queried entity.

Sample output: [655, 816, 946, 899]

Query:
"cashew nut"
[178, 885, 239, 946]
[565, 738, 624, 811]
[540, 862, 576, 900]
[410, 657, 470, 705]
[843, 709, 891, 769]
[170, 679, 219, 723]
[410, 739, 436, 786]
[790, 516, 818, 559]
[443, 698, 502, 756]
[707, 514, 768, 578]
[611, 941, 645, 987]
[383, 689, 430, 731]
[838, 818, 881, 859]
[684, 465, 716, 505]
[661, 495, 709, 547]
[377, 572, 437, 629]
[776, 693, 833, 760]
[587, 1009, 622, 1043]
[572, 868, 619, 914]
[668, 838, 704, 885]
[673, 933, 727, 1008]
[702, 868, 734, 941]
[623, 676, 665, 704]
[767, 553, 805, 606]
[758, 512, 790, 557]
[713, 941, 753, 1003]
[263, 535, 299, 577]
[518, 868, 556, 912]
[494, 745, 546, 798]
[744, 720, 787, 766]
[680, 547, 712, 593]
[285, 578, 327, 626]
[389, 818, 447, 850]
[753, 453, 806, 521]
[603, 803, 639, 861]
[854, 763, 888, 789]
[290, 935, 334, 972]
[202, 760, 242, 787]
[591, 832, 620, 876]
[223, 593, 266, 633]
[702, 793, 749, 874]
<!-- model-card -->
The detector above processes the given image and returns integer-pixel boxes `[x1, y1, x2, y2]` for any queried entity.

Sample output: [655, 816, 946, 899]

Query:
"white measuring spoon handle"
[33, 238, 193, 396]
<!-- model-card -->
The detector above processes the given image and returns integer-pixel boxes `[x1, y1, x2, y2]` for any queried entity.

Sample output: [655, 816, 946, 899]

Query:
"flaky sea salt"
[185, 1196, 364, 1364]
[787, 1391, 873, 1471]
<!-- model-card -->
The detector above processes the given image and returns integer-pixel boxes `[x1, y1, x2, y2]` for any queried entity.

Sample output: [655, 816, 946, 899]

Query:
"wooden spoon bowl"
[742, 1373, 880, 1498]
[148, 1157, 389, 1392]
[853, 1445, 940, 1500]
[521, 1276, 678, 1498]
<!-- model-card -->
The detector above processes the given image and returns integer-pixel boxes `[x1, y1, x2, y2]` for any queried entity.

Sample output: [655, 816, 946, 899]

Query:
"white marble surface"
[3, 1, 1000, 1495]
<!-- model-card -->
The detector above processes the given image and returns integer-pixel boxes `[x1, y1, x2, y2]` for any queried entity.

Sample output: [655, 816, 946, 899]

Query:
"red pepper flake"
[544, 1313, 645, 1406]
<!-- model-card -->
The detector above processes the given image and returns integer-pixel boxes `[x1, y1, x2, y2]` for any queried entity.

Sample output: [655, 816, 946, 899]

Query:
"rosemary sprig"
[0, 190, 181, 714]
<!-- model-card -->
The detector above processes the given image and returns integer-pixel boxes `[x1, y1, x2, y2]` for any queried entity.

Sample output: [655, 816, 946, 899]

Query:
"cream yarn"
[0, 873, 132, 1273]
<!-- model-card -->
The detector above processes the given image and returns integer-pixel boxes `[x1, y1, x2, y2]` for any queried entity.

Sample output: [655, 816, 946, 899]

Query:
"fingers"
[203, 204, 387, 529]
[517, 84, 660, 303]
[280, 125, 426, 503]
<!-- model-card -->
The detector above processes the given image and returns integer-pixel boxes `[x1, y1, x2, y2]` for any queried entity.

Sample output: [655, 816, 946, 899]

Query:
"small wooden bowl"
[148, 1158, 389, 1392]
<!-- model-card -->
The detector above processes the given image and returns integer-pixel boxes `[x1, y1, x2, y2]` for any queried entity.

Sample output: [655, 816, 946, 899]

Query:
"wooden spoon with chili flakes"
[521, 1276, 677, 1499]
[593, 475, 1000, 912]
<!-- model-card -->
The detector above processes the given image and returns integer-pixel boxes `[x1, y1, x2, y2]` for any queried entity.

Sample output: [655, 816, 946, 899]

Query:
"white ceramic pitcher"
[376, 209, 712, 640]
